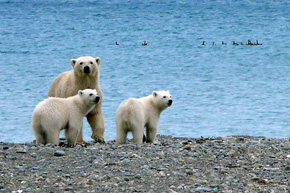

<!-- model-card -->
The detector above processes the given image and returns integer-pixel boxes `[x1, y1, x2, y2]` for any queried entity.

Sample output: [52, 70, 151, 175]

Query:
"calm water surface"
[0, 0, 290, 142]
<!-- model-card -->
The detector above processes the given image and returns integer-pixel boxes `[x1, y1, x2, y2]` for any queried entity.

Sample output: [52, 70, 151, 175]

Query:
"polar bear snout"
[83, 66, 91, 74]
[168, 99, 173, 106]
[94, 96, 100, 104]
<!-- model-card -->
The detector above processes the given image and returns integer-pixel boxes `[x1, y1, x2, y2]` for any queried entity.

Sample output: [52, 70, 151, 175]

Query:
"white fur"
[47, 56, 105, 143]
[116, 90, 173, 144]
[32, 89, 99, 146]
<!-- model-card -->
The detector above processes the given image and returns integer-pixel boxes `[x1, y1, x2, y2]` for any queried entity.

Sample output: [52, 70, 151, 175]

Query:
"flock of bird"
[114, 40, 262, 46]
[115, 41, 148, 46]
[202, 40, 262, 46]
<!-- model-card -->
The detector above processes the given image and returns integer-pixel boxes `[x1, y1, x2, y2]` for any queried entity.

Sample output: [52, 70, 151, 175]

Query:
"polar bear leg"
[76, 128, 84, 143]
[86, 108, 105, 143]
[146, 127, 157, 143]
[116, 127, 127, 144]
[34, 131, 46, 145]
[32, 122, 46, 144]
[65, 126, 80, 147]
[132, 127, 144, 145]
[46, 130, 60, 145]
[116, 115, 127, 144]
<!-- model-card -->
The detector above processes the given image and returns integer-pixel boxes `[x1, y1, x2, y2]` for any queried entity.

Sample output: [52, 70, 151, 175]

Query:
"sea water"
[0, 0, 290, 143]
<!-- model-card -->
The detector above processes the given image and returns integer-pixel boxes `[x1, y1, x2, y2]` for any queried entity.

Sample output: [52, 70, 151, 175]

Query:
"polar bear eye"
[163, 96, 166, 98]
[89, 93, 93, 96]
[80, 62, 83, 65]
[90, 62, 93, 64]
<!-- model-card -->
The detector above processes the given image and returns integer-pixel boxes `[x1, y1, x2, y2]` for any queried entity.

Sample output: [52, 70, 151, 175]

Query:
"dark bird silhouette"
[232, 41, 239, 45]
[255, 40, 262, 45]
[246, 40, 253, 45]
[115, 41, 119, 45]
[201, 41, 206, 45]
[222, 41, 227, 45]
[142, 41, 147, 46]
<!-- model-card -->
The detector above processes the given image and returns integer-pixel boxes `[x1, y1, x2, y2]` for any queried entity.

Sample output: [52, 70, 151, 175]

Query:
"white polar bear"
[31, 89, 100, 146]
[48, 56, 104, 143]
[116, 91, 173, 145]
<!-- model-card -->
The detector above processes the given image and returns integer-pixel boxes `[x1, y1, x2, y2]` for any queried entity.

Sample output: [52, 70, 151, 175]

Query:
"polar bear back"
[116, 98, 146, 131]
[32, 97, 75, 131]
[116, 95, 161, 131]
[48, 71, 75, 98]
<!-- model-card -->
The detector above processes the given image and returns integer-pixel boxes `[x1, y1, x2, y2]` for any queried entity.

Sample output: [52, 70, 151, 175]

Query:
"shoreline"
[1, 135, 290, 192]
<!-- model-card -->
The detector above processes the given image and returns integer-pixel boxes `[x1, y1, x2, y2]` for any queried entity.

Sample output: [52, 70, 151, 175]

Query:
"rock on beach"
[0, 135, 290, 192]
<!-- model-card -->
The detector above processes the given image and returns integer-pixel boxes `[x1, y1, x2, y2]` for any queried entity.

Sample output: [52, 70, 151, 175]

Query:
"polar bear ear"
[152, 91, 158, 97]
[78, 90, 83, 96]
[95, 57, 101, 65]
[71, 59, 77, 67]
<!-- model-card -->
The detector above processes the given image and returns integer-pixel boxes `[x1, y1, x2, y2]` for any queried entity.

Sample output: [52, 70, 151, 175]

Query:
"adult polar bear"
[116, 91, 173, 144]
[48, 56, 105, 143]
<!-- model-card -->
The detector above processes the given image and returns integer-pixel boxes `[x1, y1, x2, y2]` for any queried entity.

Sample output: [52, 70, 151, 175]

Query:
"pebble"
[0, 135, 289, 192]
[124, 177, 131, 181]
[30, 153, 37, 158]
[195, 187, 212, 192]
[64, 174, 71, 178]
[209, 184, 218, 188]
[65, 186, 73, 191]
[14, 166, 23, 170]
[54, 150, 65, 156]
[16, 149, 27, 153]
[183, 144, 191, 150]
[141, 165, 149, 169]
[134, 174, 142, 179]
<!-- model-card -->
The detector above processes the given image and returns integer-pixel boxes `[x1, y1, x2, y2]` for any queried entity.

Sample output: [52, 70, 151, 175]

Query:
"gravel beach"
[1, 135, 290, 193]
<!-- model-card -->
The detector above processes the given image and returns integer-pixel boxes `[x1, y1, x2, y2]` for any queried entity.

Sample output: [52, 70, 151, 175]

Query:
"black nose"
[168, 99, 173, 106]
[84, 66, 91, 73]
[94, 96, 100, 103]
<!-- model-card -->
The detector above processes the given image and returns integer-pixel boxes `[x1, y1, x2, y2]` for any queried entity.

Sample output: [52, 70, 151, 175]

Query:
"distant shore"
[1, 135, 290, 192]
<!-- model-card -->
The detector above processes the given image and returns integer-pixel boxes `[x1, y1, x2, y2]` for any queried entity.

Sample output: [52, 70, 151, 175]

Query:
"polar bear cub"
[31, 89, 100, 146]
[116, 91, 173, 144]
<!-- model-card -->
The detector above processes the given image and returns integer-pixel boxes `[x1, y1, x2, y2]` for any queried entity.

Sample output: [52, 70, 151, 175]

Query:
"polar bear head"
[71, 56, 101, 76]
[78, 89, 100, 106]
[152, 90, 173, 110]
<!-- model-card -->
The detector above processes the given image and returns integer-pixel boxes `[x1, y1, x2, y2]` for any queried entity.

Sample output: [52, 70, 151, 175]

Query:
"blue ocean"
[1, 0, 290, 143]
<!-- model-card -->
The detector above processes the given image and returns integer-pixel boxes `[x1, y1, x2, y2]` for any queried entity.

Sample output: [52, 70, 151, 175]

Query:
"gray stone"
[0, 135, 290, 192]
[124, 177, 131, 181]
[30, 153, 37, 158]
[64, 174, 71, 178]
[54, 150, 65, 156]
[16, 149, 27, 153]
[141, 165, 149, 169]
[14, 166, 23, 170]
[135, 174, 142, 179]
[195, 187, 212, 192]
[65, 186, 73, 191]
